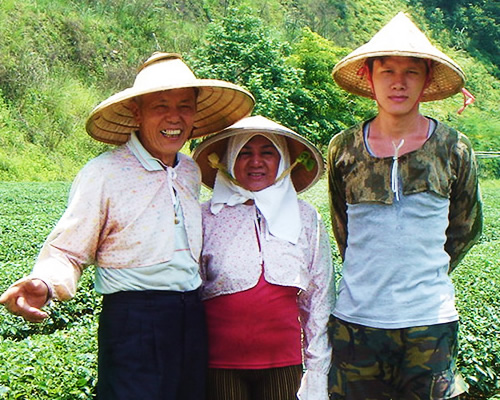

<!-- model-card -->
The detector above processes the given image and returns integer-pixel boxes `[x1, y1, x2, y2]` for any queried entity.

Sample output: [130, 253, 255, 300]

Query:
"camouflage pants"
[328, 316, 468, 400]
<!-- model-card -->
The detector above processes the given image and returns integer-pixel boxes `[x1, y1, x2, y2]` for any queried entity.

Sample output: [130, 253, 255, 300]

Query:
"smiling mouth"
[160, 129, 182, 138]
[248, 172, 265, 178]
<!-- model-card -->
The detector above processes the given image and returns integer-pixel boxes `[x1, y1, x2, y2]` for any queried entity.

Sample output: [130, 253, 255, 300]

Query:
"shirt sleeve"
[327, 133, 348, 260]
[297, 210, 335, 400]
[29, 165, 106, 300]
[445, 133, 483, 272]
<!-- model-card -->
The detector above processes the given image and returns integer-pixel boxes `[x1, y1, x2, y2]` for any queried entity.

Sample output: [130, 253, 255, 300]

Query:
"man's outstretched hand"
[0, 278, 50, 323]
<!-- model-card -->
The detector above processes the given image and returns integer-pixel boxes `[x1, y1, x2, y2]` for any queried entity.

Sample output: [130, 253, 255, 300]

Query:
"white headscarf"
[210, 131, 301, 244]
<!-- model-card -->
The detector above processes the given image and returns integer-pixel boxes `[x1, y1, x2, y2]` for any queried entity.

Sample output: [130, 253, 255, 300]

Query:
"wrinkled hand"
[0, 279, 50, 323]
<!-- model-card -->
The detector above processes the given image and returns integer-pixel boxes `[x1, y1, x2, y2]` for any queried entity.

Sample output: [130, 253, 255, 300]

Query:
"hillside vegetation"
[0, 0, 498, 181]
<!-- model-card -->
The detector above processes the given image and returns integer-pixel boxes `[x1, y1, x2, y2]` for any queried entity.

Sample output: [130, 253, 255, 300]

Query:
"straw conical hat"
[332, 12, 465, 101]
[86, 52, 255, 144]
[192, 115, 324, 194]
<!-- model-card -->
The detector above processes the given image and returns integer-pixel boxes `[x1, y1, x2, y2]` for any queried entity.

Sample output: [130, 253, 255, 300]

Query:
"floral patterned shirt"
[25, 134, 202, 300]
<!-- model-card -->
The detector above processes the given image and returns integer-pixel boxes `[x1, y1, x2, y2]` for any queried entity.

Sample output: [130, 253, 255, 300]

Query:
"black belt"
[102, 289, 200, 305]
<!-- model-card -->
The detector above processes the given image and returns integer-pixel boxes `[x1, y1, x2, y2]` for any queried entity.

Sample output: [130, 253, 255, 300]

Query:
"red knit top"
[204, 273, 302, 369]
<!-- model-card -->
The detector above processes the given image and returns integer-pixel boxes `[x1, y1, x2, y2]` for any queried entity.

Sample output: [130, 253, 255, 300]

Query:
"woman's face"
[233, 135, 281, 192]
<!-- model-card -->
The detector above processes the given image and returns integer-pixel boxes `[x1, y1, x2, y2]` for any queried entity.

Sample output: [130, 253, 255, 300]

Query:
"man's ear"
[129, 99, 141, 124]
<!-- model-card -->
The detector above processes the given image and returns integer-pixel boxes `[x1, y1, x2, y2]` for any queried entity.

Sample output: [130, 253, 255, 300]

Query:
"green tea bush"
[454, 181, 500, 398]
[0, 181, 499, 398]
[0, 182, 100, 398]
[0, 323, 98, 399]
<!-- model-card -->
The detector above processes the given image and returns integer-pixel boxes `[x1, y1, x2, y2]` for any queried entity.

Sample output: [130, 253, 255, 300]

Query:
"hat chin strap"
[357, 63, 376, 101]
[458, 88, 475, 114]
[208, 150, 315, 189]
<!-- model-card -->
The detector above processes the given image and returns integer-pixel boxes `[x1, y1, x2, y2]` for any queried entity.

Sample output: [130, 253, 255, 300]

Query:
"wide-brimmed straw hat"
[192, 115, 324, 193]
[86, 52, 255, 144]
[332, 12, 465, 101]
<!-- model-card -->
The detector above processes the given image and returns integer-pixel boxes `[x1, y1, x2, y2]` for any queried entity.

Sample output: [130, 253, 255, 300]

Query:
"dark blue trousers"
[97, 290, 207, 400]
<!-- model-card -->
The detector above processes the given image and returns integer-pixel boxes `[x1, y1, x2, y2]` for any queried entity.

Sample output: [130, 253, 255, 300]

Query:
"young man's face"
[132, 88, 197, 166]
[233, 135, 281, 192]
[371, 56, 428, 117]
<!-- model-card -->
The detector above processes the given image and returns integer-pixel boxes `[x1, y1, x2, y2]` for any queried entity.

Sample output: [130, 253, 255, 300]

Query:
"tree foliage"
[409, 0, 499, 76]
[288, 28, 374, 147]
[189, 7, 306, 139]
[189, 8, 376, 150]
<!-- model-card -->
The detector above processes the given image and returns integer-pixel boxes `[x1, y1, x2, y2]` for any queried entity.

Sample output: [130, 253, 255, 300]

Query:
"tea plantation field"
[0, 179, 498, 399]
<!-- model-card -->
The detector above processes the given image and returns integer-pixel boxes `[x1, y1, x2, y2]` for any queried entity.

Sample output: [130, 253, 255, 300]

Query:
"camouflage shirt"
[327, 118, 483, 272]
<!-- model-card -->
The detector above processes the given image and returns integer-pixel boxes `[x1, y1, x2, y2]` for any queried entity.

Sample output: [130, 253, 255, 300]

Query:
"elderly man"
[0, 52, 254, 400]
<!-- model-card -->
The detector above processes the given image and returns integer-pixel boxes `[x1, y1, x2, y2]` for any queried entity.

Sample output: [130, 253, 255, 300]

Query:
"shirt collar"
[126, 131, 177, 171]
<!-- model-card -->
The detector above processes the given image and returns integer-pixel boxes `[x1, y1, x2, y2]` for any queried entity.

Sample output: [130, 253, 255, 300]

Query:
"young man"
[327, 12, 482, 400]
[0, 52, 254, 400]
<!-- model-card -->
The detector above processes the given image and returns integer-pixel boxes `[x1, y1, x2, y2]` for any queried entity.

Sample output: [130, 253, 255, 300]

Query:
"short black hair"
[366, 56, 431, 74]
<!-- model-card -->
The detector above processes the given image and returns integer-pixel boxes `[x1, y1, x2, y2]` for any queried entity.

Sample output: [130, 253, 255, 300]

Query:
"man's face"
[371, 56, 428, 117]
[132, 88, 197, 166]
[233, 135, 281, 192]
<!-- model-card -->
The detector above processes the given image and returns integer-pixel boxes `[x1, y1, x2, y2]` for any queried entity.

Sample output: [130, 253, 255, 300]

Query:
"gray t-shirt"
[333, 191, 458, 329]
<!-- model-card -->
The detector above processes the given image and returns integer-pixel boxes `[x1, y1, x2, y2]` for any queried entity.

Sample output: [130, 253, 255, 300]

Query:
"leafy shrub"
[0, 180, 499, 399]
[0, 182, 100, 398]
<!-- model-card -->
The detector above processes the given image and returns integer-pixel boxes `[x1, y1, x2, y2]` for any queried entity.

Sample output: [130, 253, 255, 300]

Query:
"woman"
[193, 115, 334, 400]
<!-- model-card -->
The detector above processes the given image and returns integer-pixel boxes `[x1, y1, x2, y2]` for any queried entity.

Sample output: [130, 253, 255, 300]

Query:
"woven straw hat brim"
[86, 81, 255, 145]
[192, 116, 324, 194]
[332, 12, 465, 102]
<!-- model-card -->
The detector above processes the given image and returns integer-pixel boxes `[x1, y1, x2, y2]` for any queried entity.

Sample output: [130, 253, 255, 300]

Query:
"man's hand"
[0, 278, 50, 323]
